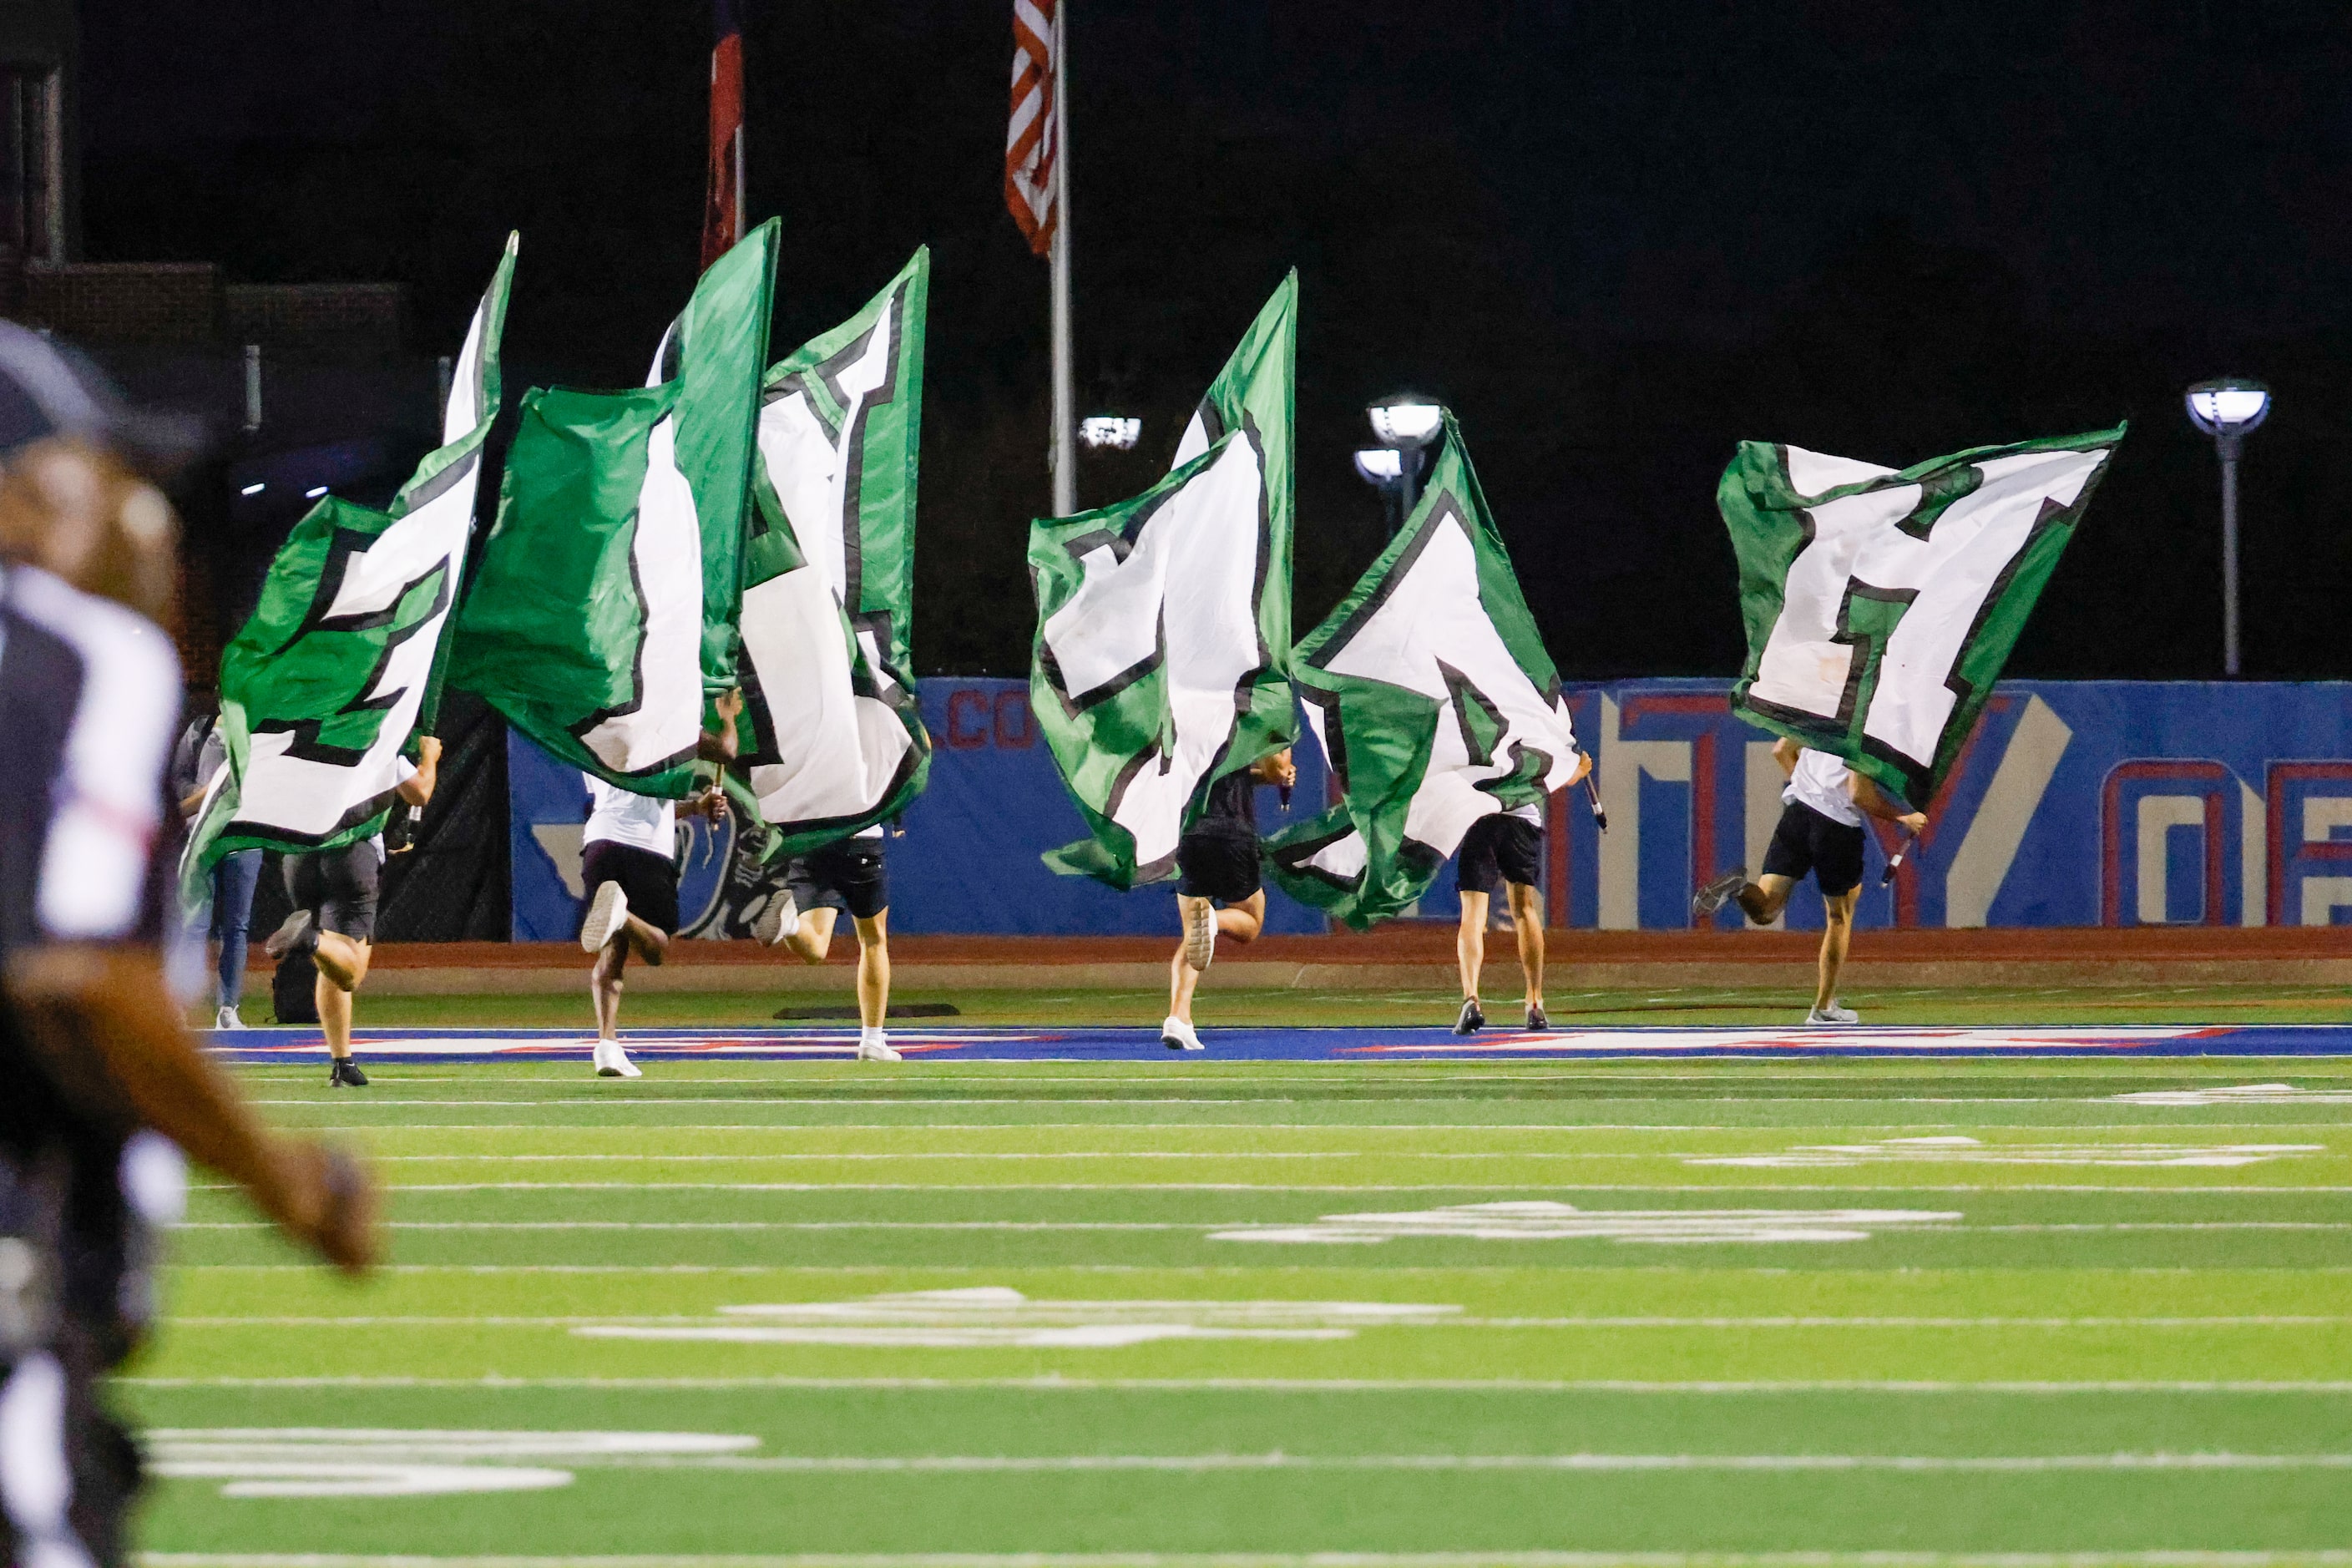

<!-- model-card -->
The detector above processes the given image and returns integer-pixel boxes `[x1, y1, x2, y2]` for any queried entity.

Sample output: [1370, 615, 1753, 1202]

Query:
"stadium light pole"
[1352, 446, 1406, 534]
[2185, 377, 2271, 677]
[1367, 396, 1443, 518]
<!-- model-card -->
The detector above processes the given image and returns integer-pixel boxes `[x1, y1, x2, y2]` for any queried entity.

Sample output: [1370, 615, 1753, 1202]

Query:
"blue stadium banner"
[508, 677, 2352, 938]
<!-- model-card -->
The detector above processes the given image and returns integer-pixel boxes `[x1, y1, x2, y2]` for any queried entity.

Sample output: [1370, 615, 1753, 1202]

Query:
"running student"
[755, 826, 901, 1062]
[1692, 739, 1925, 1024]
[1452, 751, 1592, 1035]
[174, 701, 263, 1028]
[1161, 748, 1296, 1053]
[577, 690, 741, 1078]
[265, 738, 442, 1085]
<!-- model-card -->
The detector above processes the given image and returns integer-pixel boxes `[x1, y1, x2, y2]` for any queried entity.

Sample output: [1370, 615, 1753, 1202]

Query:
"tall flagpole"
[1048, 0, 1076, 517]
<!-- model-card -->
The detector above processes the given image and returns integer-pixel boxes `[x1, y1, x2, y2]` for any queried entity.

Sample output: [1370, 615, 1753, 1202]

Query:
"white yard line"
[589, 1450, 2352, 1473]
[128, 1554, 2352, 1568]
[187, 1181, 2352, 1193]
[159, 1315, 2352, 1330]
[117, 1375, 2352, 1393]
[163, 1218, 2352, 1234]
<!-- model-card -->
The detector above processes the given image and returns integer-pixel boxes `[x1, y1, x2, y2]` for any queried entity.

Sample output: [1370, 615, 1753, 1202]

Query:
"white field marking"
[118, 1375, 2352, 1393]
[1689, 1138, 2328, 1169]
[126, 1550, 2352, 1568]
[2118, 1084, 2352, 1106]
[176, 1182, 2352, 1196]
[1211, 1202, 1960, 1246]
[573, 1288, 1459, 1348]
[354, 1154, 1692, 1162]
[146, 1428, 752, 1499]
[158, 1218, 2352, 1237]
[587, 1450, 2352, 1474]
[165, 1314, 2352, 1331]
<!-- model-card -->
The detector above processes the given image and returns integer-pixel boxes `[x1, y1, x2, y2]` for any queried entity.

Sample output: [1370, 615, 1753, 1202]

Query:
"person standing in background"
[172, 701, 263, 1028]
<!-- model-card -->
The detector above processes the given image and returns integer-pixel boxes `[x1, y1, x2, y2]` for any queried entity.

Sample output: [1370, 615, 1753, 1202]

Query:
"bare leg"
[591, 935, 628, 1040]
[1816, 888, 1858, 1012]
[1170, 894, 1263, 1027]
[623, 915, 668, 966]
[785, 907, 838, 966]
[1168, 942, 1202, 1024]
[852, 911, 889, 1029]
[1456, 889, 1489, 1000]
[1507, 882, 1545, 1006]
[1736, 873, 1795, 927]
[1217, 893, 1265, 944]
[311, 934, 368, 1061]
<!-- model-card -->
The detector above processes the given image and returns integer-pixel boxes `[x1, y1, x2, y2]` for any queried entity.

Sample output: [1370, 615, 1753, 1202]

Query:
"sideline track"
[203, 1022, 2352, 1063]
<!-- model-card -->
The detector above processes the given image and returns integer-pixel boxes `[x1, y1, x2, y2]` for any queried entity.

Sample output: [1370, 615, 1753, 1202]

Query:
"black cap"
[0, 319, 206, 473]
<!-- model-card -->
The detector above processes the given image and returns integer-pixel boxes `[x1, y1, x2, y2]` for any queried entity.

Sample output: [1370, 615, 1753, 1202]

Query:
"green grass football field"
[127, 1051, 2352, 1567]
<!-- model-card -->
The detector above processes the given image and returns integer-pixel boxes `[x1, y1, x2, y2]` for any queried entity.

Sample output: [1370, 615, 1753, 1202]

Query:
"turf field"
[128, 1055, 2352, 1566]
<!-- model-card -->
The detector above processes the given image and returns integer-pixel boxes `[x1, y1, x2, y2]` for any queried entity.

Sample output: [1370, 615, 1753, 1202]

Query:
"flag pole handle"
[1583, 774, 1608, 834]
[1880, 829, 1917, 887]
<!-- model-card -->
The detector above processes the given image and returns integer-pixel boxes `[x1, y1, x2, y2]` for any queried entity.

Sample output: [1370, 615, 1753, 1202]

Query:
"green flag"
[181, 235, 518, 896]
[734, 247, 930, 857]
[450, 219, 779, 797]
[1722, 424, 2123, 805]
[1029, 276, 1296, 889]
[1264, 412, 1583, 929]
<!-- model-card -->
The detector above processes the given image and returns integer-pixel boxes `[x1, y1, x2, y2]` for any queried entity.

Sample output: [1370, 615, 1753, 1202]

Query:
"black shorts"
[1762, 801, 1869, 898]
[1457, 814, 1544, 895]
[582, 840, 681, 936]
[1176, 827, 1261, 904]
[787, 837, 889, 922]
[285, 841, 381, 943]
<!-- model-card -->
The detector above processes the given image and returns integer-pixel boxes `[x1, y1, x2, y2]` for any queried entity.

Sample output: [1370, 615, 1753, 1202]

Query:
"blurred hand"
[1257, 748, 1297, 789]
[417, 736, 443, 765]
[715, 688, 744, 721]
[1899, 811, 1928, 832]
[284, 1142, 380, 1276]
[689, 787, 730, 824]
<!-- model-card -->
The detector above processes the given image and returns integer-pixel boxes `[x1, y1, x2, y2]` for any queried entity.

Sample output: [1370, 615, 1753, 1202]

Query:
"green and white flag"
[182, 235, 518, 893]
[1029, 275, 1296, 888]
[735, 247, 929, 857]
[451, 219, 779, 797]
[1722, 424, 2123, 805]
[1264, 412, 1581, 928]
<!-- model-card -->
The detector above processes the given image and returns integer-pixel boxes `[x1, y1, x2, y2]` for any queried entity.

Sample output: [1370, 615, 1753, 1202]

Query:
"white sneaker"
[580, 881, 630, 953]
[1180, 898, 1216, 972]
[1161, 1014, 1204, 1051]
[593, 1039, 641, 1078]
[1806, 1001, 1859, 1025]
[856, 1029, 902, 1063]
[753, 889, 801, 948]
[214, 1004, 244, 1029]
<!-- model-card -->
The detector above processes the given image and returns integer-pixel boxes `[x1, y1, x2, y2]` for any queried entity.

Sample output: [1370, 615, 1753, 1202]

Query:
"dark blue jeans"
[189, 848, 264, 1006]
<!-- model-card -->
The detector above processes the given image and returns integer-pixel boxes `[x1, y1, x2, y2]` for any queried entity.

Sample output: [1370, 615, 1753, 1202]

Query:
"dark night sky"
[80, 0, 2352, 680]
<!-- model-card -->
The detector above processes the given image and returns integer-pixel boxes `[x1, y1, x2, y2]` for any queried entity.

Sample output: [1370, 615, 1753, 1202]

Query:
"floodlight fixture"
[1367, 397, 1443, 448]
[1353, 448, 1403, 483]
[1079, 415, 1141, 451]
[2184, 377, 2273, 678]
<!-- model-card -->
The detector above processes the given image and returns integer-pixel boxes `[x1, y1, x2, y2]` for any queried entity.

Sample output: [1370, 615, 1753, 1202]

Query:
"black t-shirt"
[1191, 770, 1259, 836]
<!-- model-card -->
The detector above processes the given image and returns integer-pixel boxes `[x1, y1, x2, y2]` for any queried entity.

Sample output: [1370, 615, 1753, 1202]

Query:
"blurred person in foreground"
[0, 323, 377, 1565]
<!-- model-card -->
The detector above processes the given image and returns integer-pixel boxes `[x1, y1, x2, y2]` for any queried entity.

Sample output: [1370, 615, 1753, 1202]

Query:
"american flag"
[701, 0, 746, 270]
[1004, 0, 1057, 257]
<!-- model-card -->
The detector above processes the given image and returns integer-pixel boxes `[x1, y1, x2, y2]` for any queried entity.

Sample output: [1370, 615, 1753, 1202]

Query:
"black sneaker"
[265, 909, 319, 961]
[1453, 998, 1485, 1035]
[1525, 1002, 1550, 1032]
[1692, 869, 1748, 921]
[327, 1057, 369, 1088]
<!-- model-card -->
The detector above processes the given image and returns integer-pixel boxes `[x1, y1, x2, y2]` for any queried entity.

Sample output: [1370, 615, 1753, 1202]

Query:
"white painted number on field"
[2114, 1083, 2352, 1106]
[572, 1287, 1458, 1348]
[147, 1428, 755, 1498]
[1211, 1201, 1958, 1246]
[1689, 1136, 2326, 1169]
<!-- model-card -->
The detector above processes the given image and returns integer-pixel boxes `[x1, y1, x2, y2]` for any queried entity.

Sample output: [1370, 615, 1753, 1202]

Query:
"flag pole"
[1048, 0, 1076, 517]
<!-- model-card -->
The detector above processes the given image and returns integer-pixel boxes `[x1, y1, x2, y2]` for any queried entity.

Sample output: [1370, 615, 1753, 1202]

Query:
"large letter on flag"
[1028, 276, 1295, 888]
[734, 247, 931, 856]
[1264, 412, 1583, 929]
[452, 220, 779, 797]
[183, 235, 518, 893]
[1722, 424, 2124, 805]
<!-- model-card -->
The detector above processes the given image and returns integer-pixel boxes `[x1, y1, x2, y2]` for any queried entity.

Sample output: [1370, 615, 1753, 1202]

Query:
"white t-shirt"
[584, 773, 676, 857]
[1784, 748, 1863, 827]
[1505, 802, 1542, 826]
